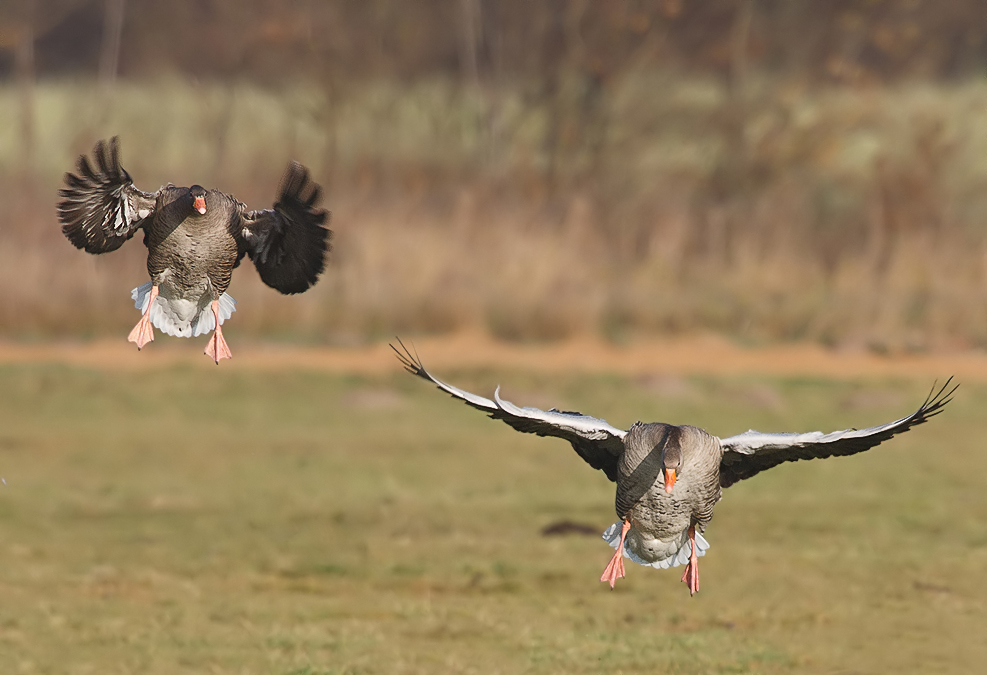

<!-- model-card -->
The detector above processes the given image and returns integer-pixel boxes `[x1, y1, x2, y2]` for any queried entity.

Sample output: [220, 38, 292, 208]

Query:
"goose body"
[393, 340, 955, 596]
[133, 186, 240, 339]
[609, 423, 720, 569]
[58, 138, 332, 363]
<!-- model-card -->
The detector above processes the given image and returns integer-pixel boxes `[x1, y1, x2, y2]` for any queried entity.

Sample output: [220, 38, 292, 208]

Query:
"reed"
[2, 74, 985, 349]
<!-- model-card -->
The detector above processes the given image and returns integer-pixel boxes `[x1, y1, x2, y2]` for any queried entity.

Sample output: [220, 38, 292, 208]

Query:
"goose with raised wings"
[58, 138, 332, 363]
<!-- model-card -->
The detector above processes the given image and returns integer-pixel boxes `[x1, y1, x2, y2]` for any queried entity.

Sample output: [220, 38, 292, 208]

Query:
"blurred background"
[2, 0, 987, 350]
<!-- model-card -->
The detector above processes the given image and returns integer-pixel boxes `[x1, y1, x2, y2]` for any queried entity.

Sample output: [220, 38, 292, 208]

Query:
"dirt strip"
[0, 331, 984, 381]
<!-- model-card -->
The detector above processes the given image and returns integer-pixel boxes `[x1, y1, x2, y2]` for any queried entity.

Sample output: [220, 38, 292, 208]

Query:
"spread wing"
[392, 339, 627, 481]
[57, 137, 158, 254]
[718, 378, 957, 488]
[235, 161, 332, 294]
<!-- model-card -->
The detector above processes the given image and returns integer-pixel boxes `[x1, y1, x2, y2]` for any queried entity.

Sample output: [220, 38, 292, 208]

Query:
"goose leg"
[680, 525, 700, 596]
[127, 284, 158, 350]
[203, 300, 233, 364]
[601, 519, 631, 589]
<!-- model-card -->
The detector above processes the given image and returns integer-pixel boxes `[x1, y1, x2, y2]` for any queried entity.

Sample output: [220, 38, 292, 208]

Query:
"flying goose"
[392, 340, 955, 596]
[58, 137, 332, 363]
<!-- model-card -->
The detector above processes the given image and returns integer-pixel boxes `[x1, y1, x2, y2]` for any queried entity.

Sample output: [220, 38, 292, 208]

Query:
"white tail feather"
[130, 283, 236, 339]
[132, 281, 153, 313]
[602, 521, 709, 570]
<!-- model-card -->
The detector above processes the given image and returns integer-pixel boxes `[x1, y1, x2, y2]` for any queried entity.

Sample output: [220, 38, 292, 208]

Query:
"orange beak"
[193, 196, 207, 215]
[663, 468, 677, 494]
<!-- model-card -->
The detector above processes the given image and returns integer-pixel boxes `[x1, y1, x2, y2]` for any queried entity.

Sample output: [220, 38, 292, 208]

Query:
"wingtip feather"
[390, 337, 426, 378]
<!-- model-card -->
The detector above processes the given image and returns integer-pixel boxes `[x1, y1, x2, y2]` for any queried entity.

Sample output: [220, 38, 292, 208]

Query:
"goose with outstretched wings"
[393, 339, 955, 596]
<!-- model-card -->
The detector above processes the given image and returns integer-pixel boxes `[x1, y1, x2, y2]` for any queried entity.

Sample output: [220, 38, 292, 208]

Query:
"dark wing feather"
[236, 161, 332, 294]
[718, 378, 957, 488]
[392, 339, 627, 481]
[57, 137, 157, 253]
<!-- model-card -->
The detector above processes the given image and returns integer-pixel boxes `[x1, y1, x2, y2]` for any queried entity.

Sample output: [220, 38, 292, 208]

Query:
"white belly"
[602, 521, 710, 570]
[131, 281, 236, 338]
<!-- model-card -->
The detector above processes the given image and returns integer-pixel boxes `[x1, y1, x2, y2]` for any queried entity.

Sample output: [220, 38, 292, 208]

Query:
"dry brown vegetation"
[1, 1, 986, 350]
[3, 75, 987, 350]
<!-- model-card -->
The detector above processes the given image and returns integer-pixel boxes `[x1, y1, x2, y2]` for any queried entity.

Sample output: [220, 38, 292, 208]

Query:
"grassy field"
[0, 359, 984, 674]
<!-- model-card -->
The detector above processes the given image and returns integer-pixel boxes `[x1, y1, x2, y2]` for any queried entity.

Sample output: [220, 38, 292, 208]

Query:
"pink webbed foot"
[680, 525, 700, 596]
[127, 284, 158, 350]
[601, 520, 631, 589]
[203, 300, 233, 364]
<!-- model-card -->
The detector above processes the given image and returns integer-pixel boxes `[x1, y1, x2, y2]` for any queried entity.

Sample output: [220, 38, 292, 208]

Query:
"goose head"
[189, 185, 208, 215]
[661, 437, 683, 494]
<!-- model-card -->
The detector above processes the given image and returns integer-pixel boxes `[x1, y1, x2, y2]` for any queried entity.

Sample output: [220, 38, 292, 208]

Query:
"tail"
[602, 521, 709, 570]
[131, 282, 236, 338]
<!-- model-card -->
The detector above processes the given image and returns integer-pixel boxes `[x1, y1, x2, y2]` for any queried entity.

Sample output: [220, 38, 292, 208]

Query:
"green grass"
[0, 363, 985, 673]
